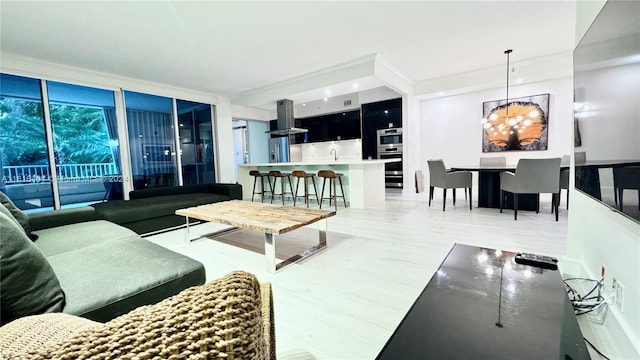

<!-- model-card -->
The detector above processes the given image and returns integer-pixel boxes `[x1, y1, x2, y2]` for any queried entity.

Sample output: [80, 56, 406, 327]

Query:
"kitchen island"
[238, 159, 400, 209]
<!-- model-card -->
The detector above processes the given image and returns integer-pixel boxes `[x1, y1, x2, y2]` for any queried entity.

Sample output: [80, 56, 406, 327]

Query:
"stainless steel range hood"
[266, 99, 308, 136]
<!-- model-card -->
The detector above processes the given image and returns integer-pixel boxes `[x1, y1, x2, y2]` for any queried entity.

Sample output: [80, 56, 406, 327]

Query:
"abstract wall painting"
[482, 93, 550, 152]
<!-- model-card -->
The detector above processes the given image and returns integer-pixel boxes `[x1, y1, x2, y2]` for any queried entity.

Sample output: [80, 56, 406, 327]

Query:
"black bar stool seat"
[291, 170, 320, 207]
[268, 170, 294, 205]
[249, 170, 272, 202]
[317, 169, 347, 211]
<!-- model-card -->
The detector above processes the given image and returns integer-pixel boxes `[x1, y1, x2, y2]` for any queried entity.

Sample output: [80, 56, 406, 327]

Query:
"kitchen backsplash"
[290, 139, 362, 162]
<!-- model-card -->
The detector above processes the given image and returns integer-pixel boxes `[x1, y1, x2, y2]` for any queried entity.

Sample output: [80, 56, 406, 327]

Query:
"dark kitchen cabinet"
[294, 110, 361, 143]
[361, 98, 402, 159]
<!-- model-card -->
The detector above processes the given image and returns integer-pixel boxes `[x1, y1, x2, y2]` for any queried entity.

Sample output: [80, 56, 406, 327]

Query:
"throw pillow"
[0, 191, 31, 236]
[0, 202, 23, 231]
[0, 211, 65, 325]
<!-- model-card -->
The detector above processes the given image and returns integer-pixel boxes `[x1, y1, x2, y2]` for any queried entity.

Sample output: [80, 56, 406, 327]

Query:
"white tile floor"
[147, 190, 615, 359]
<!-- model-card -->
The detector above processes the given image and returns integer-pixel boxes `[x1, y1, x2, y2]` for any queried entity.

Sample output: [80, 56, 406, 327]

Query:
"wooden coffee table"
[175, 200, 336, 273]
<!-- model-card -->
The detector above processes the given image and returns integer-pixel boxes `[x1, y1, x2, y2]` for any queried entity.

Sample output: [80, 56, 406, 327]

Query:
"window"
[2, 73, 219, 208]
[46, 81, 120, 207]
[0, 74, 54, 212]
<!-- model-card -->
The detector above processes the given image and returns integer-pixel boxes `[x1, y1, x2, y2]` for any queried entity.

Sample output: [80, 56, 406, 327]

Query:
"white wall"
[247, 120, 269, 164]
[359, 86, 402, 105]
[293, 93, 360, 118]
[566, 1, 640, 357]
[291, 86, 400, 119]
[231, 104, 270, 121]
[214, 98, 236, 183]
[419, 77, 573, 177]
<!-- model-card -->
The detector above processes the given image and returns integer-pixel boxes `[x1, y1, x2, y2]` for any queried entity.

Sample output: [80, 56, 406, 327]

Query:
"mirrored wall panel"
[573, 0, 640, 223]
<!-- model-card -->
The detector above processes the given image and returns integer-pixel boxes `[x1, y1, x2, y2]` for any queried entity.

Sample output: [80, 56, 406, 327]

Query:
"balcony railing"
[2, 163, 118, 184]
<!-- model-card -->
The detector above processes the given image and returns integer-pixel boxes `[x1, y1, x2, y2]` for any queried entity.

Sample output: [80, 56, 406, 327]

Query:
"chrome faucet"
[330, 148, 338, 161]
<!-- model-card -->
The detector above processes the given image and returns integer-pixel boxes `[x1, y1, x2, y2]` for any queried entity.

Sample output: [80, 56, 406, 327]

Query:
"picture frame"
[482, 93, 550, 152]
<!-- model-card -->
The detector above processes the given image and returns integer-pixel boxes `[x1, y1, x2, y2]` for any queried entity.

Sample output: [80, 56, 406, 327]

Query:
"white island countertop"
[237, 159, 398, 209]
[238, 159, 400, 167]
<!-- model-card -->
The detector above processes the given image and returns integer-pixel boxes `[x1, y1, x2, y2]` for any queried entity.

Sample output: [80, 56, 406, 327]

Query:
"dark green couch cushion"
[45, 236, 205, 322]
[28, 206, 97, 232]
[33, 220, 139, 256]
[0, 191, 31, 235]
[0, 211, 65, 325]
[92, 193, 229, 224]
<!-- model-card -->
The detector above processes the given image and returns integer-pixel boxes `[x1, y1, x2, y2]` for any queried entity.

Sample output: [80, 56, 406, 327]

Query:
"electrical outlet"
[612, 278, 625, 313]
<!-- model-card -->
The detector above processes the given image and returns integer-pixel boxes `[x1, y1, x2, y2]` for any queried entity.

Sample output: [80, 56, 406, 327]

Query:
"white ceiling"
[0, 1, 577, 109]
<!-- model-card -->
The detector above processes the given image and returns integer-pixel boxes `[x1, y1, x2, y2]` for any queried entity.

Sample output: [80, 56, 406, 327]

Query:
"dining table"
[450, 164, 569, 211]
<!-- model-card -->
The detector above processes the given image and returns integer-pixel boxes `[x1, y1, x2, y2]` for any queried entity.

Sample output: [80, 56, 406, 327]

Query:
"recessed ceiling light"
[323, 97, 328, 102]
[302, 103, 306, 107]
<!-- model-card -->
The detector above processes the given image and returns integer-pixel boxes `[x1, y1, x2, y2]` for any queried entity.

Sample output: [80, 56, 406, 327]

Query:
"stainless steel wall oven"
[377, 127, 403, 148]
[377, 128, 403, 188]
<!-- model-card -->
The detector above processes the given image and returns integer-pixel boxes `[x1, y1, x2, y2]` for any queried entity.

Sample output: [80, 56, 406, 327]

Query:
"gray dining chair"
[500, 158, 561, 221]
[479, 156, 506, 167]
[427, 159, 473, 211]
[613, 166, 640, 211]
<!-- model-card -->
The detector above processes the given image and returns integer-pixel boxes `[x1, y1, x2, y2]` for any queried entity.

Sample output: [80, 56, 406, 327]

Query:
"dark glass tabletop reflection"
[376, 244, 589, 360]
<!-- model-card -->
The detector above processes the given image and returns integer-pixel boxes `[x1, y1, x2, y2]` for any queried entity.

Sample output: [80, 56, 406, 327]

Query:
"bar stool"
[291, 170, 320, 207]
[318, 169, 347, 211]
[268, 170, 294, 205]
[249, 170, 272, 202]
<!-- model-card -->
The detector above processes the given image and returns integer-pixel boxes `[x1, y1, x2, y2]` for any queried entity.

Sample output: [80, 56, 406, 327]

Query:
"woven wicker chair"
[0, 271, 275, 360]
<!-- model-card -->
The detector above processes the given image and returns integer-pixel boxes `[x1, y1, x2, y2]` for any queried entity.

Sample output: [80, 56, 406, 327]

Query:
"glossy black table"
[450, 165, 537, 210]
[575, 160, 640, 201]
[376, 244, 590, 360]
[451, 164, 569, 211]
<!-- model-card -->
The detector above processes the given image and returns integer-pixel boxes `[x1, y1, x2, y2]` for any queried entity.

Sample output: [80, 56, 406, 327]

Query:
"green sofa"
[0, 194, 206, 326]
[91, 183, 242, 234]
